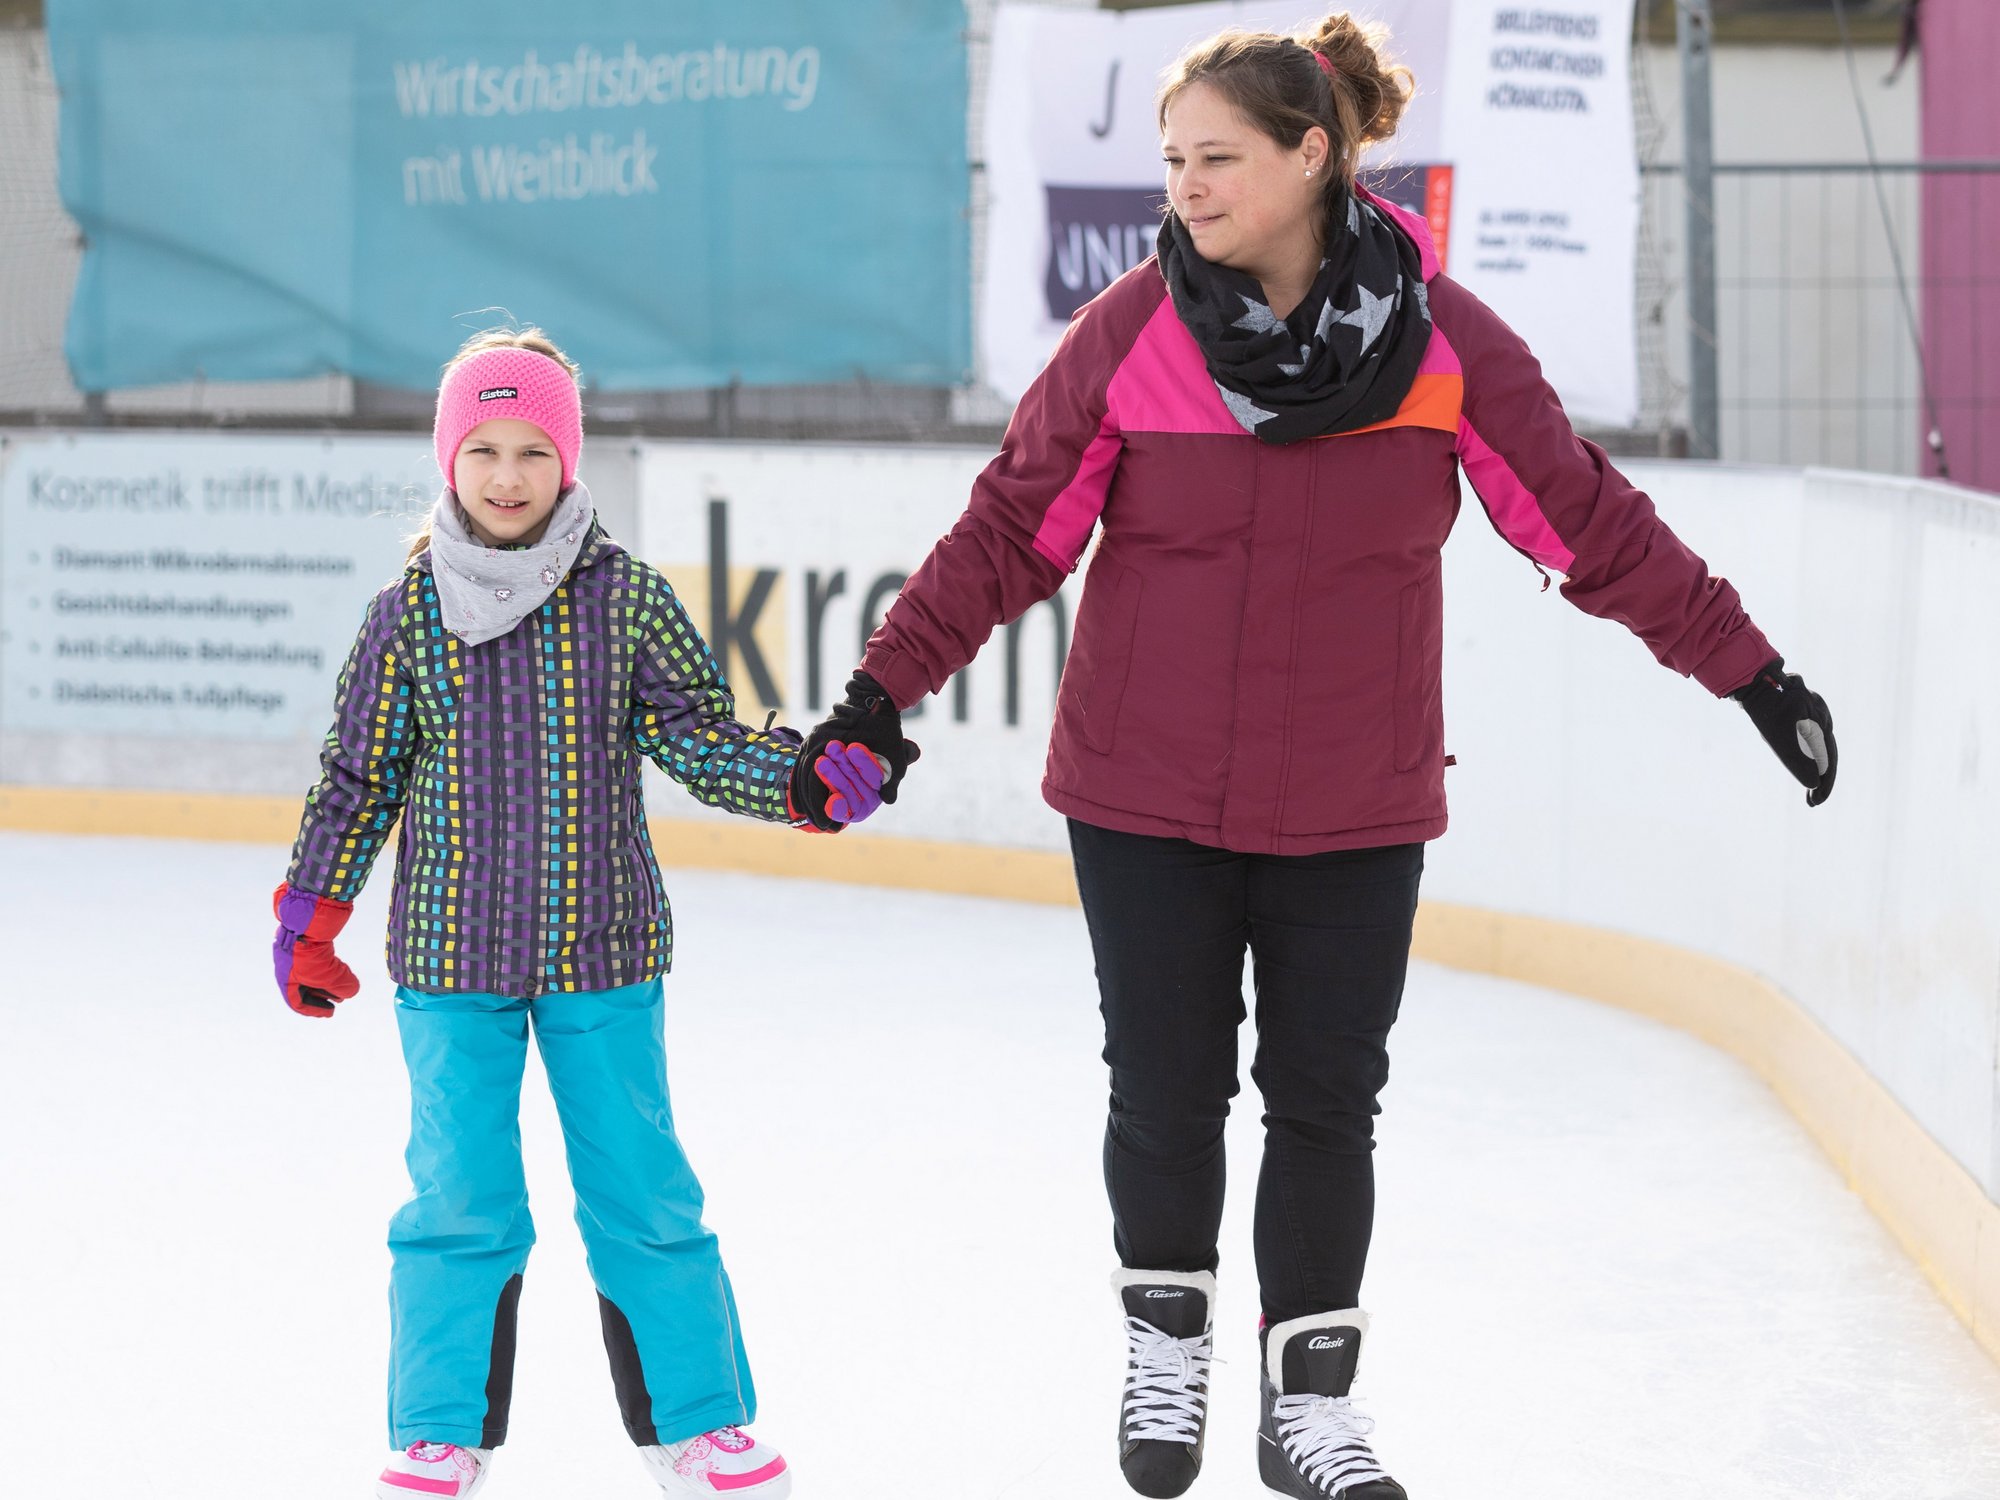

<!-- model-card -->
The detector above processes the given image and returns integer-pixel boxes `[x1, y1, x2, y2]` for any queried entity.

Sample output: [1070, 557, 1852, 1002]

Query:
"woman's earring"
[1305, 167, 1316, 178]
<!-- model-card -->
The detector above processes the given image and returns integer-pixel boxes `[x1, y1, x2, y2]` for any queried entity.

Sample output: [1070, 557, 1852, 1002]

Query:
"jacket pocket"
[1069, 559, 1144, 757]
[624, 787, 663, 913]
[1393, 570, 1442, 773]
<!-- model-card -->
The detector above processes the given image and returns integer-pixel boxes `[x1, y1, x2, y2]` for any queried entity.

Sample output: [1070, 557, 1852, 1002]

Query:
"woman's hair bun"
[1303, 13, 1413, 147]
[1155, 11, 1415, 193]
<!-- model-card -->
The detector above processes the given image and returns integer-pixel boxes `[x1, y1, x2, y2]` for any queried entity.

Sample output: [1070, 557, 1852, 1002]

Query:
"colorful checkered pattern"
[286, 525, 802, 998]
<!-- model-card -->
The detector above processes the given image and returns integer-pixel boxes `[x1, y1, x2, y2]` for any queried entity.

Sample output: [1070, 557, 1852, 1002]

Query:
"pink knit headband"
[434, 347, 584, 495]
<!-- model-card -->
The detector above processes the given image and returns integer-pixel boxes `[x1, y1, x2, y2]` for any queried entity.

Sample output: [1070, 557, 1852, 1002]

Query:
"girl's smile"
[452, 417, 563, 546]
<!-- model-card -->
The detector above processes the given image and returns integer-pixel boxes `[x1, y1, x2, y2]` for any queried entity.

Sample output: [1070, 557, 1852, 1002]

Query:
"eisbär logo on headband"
[478, 387, 519, 401]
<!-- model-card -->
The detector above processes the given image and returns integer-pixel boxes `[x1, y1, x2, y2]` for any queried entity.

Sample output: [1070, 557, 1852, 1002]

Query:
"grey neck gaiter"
[427, 481, 594, 646]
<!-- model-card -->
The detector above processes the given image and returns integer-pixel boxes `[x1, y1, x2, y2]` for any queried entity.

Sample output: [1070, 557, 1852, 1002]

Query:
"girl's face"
[453, 418, 563, 547]
[1161, 81, 1329, 284]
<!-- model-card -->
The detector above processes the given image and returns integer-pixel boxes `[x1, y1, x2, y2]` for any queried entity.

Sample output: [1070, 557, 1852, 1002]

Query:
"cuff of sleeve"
[273, 881, 354, 938]
[1694, 626, 1780, 697]
[857, 647, 925, 713]
[783, 782, 841, 834]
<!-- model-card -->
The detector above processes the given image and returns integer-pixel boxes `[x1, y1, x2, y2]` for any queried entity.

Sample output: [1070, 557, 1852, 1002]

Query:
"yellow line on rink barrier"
[0, 787, 1089, 902]
[0, 785, 303, 843]
[648, 814, 1082, 906]
[5, 783, 1997, 1368]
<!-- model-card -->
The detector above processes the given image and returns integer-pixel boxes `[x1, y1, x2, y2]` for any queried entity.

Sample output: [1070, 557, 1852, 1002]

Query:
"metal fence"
[1631, 159, 1999, 477]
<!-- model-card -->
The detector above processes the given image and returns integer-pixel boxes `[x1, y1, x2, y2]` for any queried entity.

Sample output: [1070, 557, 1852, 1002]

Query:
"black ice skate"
[1257, 1309, 1405, 1499]
[1111, 1267, 1216, 1498]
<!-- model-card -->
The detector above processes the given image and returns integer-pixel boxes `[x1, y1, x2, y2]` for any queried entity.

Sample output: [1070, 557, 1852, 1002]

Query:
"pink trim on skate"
[707, 1455, 790, 1491]
[377, 1472, 461, 1497]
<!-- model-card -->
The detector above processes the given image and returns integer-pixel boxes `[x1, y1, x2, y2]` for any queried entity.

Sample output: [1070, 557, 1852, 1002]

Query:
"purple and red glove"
[787, 741, 889, 833]
[272, 882, 360, 1018]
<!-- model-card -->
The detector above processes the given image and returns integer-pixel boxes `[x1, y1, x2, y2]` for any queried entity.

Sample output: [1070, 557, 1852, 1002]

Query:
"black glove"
[1730, 657, 1837, 807]
[802, 671, 921, 805]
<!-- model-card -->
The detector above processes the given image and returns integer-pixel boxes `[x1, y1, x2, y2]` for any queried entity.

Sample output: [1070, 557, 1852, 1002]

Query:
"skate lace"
[1121, 1316, 1213, 1443]
[1272, 1394, 1389, 1494]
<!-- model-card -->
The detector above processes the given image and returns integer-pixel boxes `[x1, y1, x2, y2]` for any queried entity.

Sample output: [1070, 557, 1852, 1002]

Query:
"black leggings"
[1068, 819, 1424, 1326]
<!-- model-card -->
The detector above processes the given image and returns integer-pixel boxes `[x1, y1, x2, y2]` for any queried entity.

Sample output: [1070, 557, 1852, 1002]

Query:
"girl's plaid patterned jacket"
[285, 523, 801, 998]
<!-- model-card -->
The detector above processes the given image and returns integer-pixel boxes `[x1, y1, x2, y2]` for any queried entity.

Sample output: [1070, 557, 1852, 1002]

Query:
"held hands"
[790, 670, 923, 833]
[1731, 658, 1837, 807]
[271, 882, 361, 1017]
[818, 671, 922, 798]
[789, 741, 890, 832]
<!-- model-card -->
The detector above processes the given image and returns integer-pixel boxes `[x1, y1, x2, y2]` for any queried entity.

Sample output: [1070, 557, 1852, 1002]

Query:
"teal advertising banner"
[48, 1, 970, 392]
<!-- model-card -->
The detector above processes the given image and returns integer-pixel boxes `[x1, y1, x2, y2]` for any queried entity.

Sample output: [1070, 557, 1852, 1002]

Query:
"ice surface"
[3, 830, 1999, 1499]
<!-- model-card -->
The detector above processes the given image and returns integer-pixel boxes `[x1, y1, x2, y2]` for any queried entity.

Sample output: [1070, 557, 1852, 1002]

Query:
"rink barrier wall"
[5, 783, 1998, 1366]
[1412, 902, 2000, 1369]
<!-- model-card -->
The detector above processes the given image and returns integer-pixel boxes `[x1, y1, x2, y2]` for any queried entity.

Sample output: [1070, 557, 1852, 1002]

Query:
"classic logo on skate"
[1144, 1289, 1185, 1298]
[1307, 1336, 1347, 1349]
[477, 386, 519, 401]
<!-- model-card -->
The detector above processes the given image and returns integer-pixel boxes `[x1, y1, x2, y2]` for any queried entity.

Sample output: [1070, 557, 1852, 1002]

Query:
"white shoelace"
[1121, 1317, 1213, 1443]
[1272, 1393, 1390, 1494]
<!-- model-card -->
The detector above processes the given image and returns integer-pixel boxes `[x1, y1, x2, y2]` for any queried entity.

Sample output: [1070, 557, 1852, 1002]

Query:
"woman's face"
[453, 418, 563, 547]
[1161, 80, 1329, 282]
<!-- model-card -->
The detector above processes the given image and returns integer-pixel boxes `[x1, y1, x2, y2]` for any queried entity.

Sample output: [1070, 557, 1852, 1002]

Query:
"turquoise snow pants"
[387, 979, 755, 1449]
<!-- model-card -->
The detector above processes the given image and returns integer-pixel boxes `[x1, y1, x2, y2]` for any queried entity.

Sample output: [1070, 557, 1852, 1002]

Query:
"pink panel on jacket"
[1357, 186, 1442, 281]
[1109, 271, 1463, 439]
[1456, 418, 1577, 573]
[1032, 410, 1125, 572]
[1105, 300, 1245, 436]
[1416, 325, 1462, 377]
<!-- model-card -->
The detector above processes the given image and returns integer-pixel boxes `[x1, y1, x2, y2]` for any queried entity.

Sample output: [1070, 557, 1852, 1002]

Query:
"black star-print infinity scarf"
[1156, 185, 1432, 445]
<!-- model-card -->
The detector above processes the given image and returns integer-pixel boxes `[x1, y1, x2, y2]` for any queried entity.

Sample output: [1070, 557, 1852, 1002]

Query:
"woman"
[811, 15, 1835, 1499]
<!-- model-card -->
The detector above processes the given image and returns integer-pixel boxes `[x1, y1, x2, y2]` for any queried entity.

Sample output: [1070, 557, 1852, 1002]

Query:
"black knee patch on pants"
[597, 1293, 659, 1444]
[481, 1273, 524, 1448]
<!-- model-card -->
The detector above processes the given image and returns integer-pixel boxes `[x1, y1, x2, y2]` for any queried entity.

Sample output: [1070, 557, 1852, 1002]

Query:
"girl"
[804, 15, 1836, 1500]
[270, 328, 897, 1499]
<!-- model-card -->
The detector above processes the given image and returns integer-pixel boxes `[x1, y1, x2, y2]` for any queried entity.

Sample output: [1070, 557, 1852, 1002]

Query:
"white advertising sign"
[637, 440, 1081, 852]
[0, 432, 433, 741]
[981, 0, 1637, 426]
[1439, 1, 1639, 422]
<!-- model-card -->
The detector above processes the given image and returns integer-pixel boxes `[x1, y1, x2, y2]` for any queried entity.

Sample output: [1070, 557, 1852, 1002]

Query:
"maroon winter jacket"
[863, 194, 1775, 854]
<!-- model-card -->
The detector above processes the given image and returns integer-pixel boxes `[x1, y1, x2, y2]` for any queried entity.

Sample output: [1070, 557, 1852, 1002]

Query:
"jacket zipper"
[527, 603, 551, 997]
[1270, 442, 1320, 842]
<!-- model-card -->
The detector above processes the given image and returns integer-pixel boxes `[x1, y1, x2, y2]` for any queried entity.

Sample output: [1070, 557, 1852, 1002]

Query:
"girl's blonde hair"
[1156, 12, 1414, 199]
[408, 325, 583, 562]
